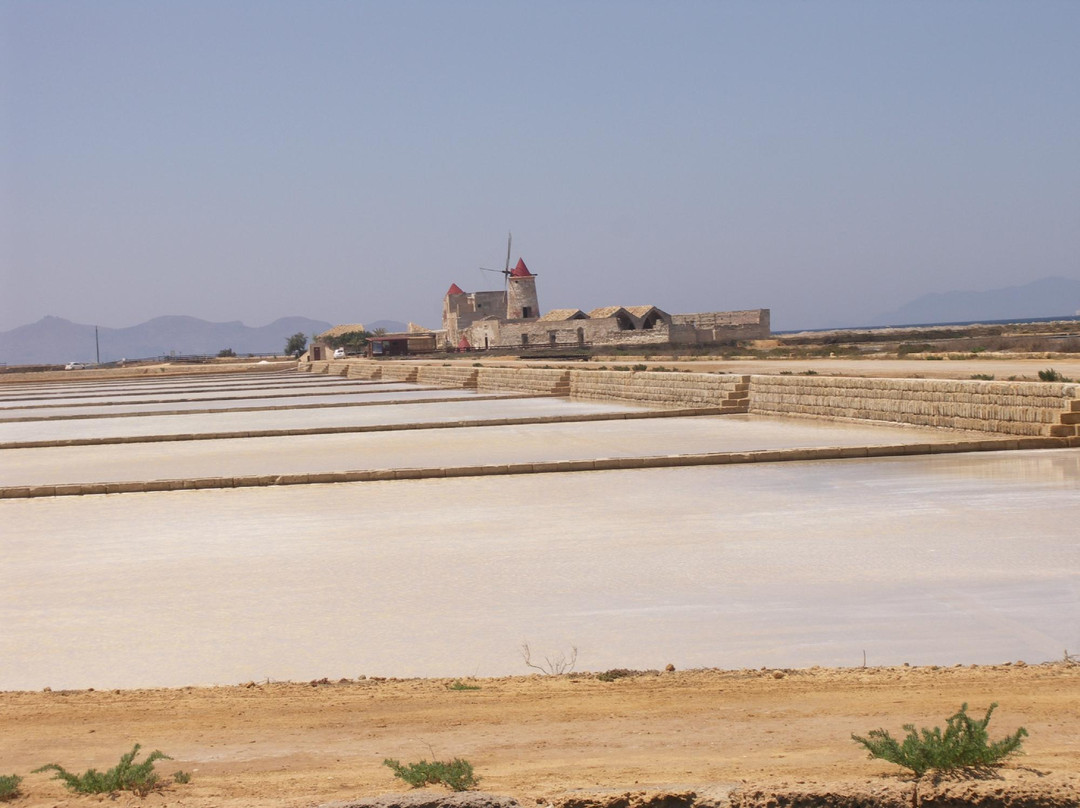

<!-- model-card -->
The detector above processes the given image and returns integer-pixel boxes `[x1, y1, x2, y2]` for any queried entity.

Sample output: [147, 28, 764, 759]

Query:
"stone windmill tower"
[506, 258, 539, 319]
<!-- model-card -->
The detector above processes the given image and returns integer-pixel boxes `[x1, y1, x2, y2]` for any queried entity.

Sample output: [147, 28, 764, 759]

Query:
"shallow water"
[2, 451, 1077, 690]
[2, 414, 971, 487]
[0, 383, 421, 415]
[0, 386, 480, 420]
[0, 396, 642, 443]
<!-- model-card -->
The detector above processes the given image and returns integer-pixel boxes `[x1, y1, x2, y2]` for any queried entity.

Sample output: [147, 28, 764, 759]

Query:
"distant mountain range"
[0, 315, 335, 366]
[870, 276, 1080, 327]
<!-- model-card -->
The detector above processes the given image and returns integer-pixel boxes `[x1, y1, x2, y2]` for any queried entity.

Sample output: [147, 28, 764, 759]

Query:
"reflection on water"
[1, 451, 1077, 691]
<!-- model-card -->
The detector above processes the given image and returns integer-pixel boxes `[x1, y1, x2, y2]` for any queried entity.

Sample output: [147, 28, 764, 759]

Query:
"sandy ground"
[3, 663, 1078, 807]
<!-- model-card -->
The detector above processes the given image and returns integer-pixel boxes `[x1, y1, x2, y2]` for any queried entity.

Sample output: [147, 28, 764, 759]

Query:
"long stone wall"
[299, 361, 1078, 438]
[569, 370, 749, 410]
[379, 364, 420, 383]
[476, 367, 569, 395]
[748, 375, 1078, 436]
[416, 366, 479, 388]
[346, 364, 382, 380]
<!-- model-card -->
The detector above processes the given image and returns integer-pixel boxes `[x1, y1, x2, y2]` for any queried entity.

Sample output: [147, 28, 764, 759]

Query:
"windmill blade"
[504, 231, 512, 274]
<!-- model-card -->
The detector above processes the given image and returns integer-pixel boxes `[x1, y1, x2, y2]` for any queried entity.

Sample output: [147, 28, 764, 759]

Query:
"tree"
[285, 332, 308, 357]
[324, 330, 372, 354]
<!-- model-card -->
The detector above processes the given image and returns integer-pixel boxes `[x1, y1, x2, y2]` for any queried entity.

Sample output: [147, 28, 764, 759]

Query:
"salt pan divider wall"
[568, 370, 749, 409]
[747, 375, 1078, 437]
[475, 367, 570, 395]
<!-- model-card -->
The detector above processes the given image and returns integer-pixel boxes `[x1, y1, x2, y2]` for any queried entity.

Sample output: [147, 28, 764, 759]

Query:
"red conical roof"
[446, 283, 465, 296]
[457, 336, 472, 349]
[509, 259, 533, 277]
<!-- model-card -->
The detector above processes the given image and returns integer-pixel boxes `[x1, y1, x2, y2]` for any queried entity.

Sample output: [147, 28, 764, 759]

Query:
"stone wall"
[300, 361, 1077, 437]
[569, 370, 750, 410]
[476, 367, 570, 395]
[670, 309, 770, 342]
[416, 366, 479, 388]
[379, 364, 420, 383]
[748, 375, 1078, 436]
[345, 363, 382, 380]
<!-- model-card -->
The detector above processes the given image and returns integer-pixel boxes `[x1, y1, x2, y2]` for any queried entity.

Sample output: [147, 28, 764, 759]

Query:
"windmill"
[479, 232, 513, 289]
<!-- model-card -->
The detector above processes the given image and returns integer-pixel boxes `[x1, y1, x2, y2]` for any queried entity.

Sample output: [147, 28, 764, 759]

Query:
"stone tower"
[506, 259, 539, 319]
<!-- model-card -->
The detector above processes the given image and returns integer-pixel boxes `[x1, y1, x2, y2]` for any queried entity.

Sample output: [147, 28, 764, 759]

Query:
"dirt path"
[3, 663, 1078, 807]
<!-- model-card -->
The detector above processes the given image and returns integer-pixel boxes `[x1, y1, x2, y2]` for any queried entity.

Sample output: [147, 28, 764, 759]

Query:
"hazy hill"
[871, 276, 1080, 326]
[0, 315, 333, 365]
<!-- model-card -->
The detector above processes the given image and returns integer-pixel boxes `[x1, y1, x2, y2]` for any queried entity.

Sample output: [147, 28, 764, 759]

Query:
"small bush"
[970, 374, 995, 381]
[217, 348, 236, 357]
[0, 774, 22, 801]
[383, 758, 479, 791]
[1038, 368, 1072, 382]
[596, 668, 642, 682]
[34, 744, 173, 796]
[852, 702, 1026, 777]
[173, 770, 192, 784]
[446, 680, 481, 691]
[631, 363, 648, 371]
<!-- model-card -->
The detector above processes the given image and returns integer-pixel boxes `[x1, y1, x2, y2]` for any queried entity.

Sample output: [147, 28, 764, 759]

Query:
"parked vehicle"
[64, 362, 86, 370]
[333, 348, 347, 359]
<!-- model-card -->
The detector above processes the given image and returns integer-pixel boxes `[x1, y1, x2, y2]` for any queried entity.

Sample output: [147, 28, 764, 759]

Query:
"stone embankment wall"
[477, 367, 570, 395]
[379, 364, 420, 383]
[346, 364, 382, 380]
[416, 366, 479, 388]
[299, 361, 1078, 437]
[568, 370, 749, 410]
[748, 375, 1078, 437]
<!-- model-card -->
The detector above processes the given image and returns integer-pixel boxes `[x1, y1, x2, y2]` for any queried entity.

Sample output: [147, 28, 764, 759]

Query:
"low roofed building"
[440, 256, 769, 351]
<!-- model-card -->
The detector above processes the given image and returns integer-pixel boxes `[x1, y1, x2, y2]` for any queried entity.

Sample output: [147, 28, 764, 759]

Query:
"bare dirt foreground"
[2, 663, 1079, 807]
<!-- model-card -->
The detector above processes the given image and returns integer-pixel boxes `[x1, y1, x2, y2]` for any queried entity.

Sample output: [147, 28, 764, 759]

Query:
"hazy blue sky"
[2, 1, 1078, 332]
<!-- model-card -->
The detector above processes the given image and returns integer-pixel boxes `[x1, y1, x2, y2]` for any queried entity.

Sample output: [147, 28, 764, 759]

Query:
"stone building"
[442, 259, 769, 350]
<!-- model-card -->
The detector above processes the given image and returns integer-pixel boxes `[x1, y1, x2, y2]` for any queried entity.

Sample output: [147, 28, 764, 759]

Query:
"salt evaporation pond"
[2, 449, 1077, 691]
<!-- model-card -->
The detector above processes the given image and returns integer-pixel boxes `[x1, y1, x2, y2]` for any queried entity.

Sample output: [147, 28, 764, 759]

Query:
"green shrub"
[852, 703, 1026, 777]
[631, 363, 648, 371]
[596, 668, 641, 682]
[0, 774, 22, 801]
[447, 680, 481, 691]
[34, 744, 173, 796]
[1038, 368, 1072, 382]
[970, 373, 995, 381]
[173, 770, 192, 784]
[383, 757, 479, 791]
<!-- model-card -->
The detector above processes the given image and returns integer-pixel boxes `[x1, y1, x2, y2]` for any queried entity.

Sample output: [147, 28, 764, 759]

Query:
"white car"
[332, 348, 346, 359]
[64, 362, 87, 370]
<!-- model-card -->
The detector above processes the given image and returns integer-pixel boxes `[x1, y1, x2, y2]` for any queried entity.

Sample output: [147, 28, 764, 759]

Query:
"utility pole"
[95, 325, 100, 365]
